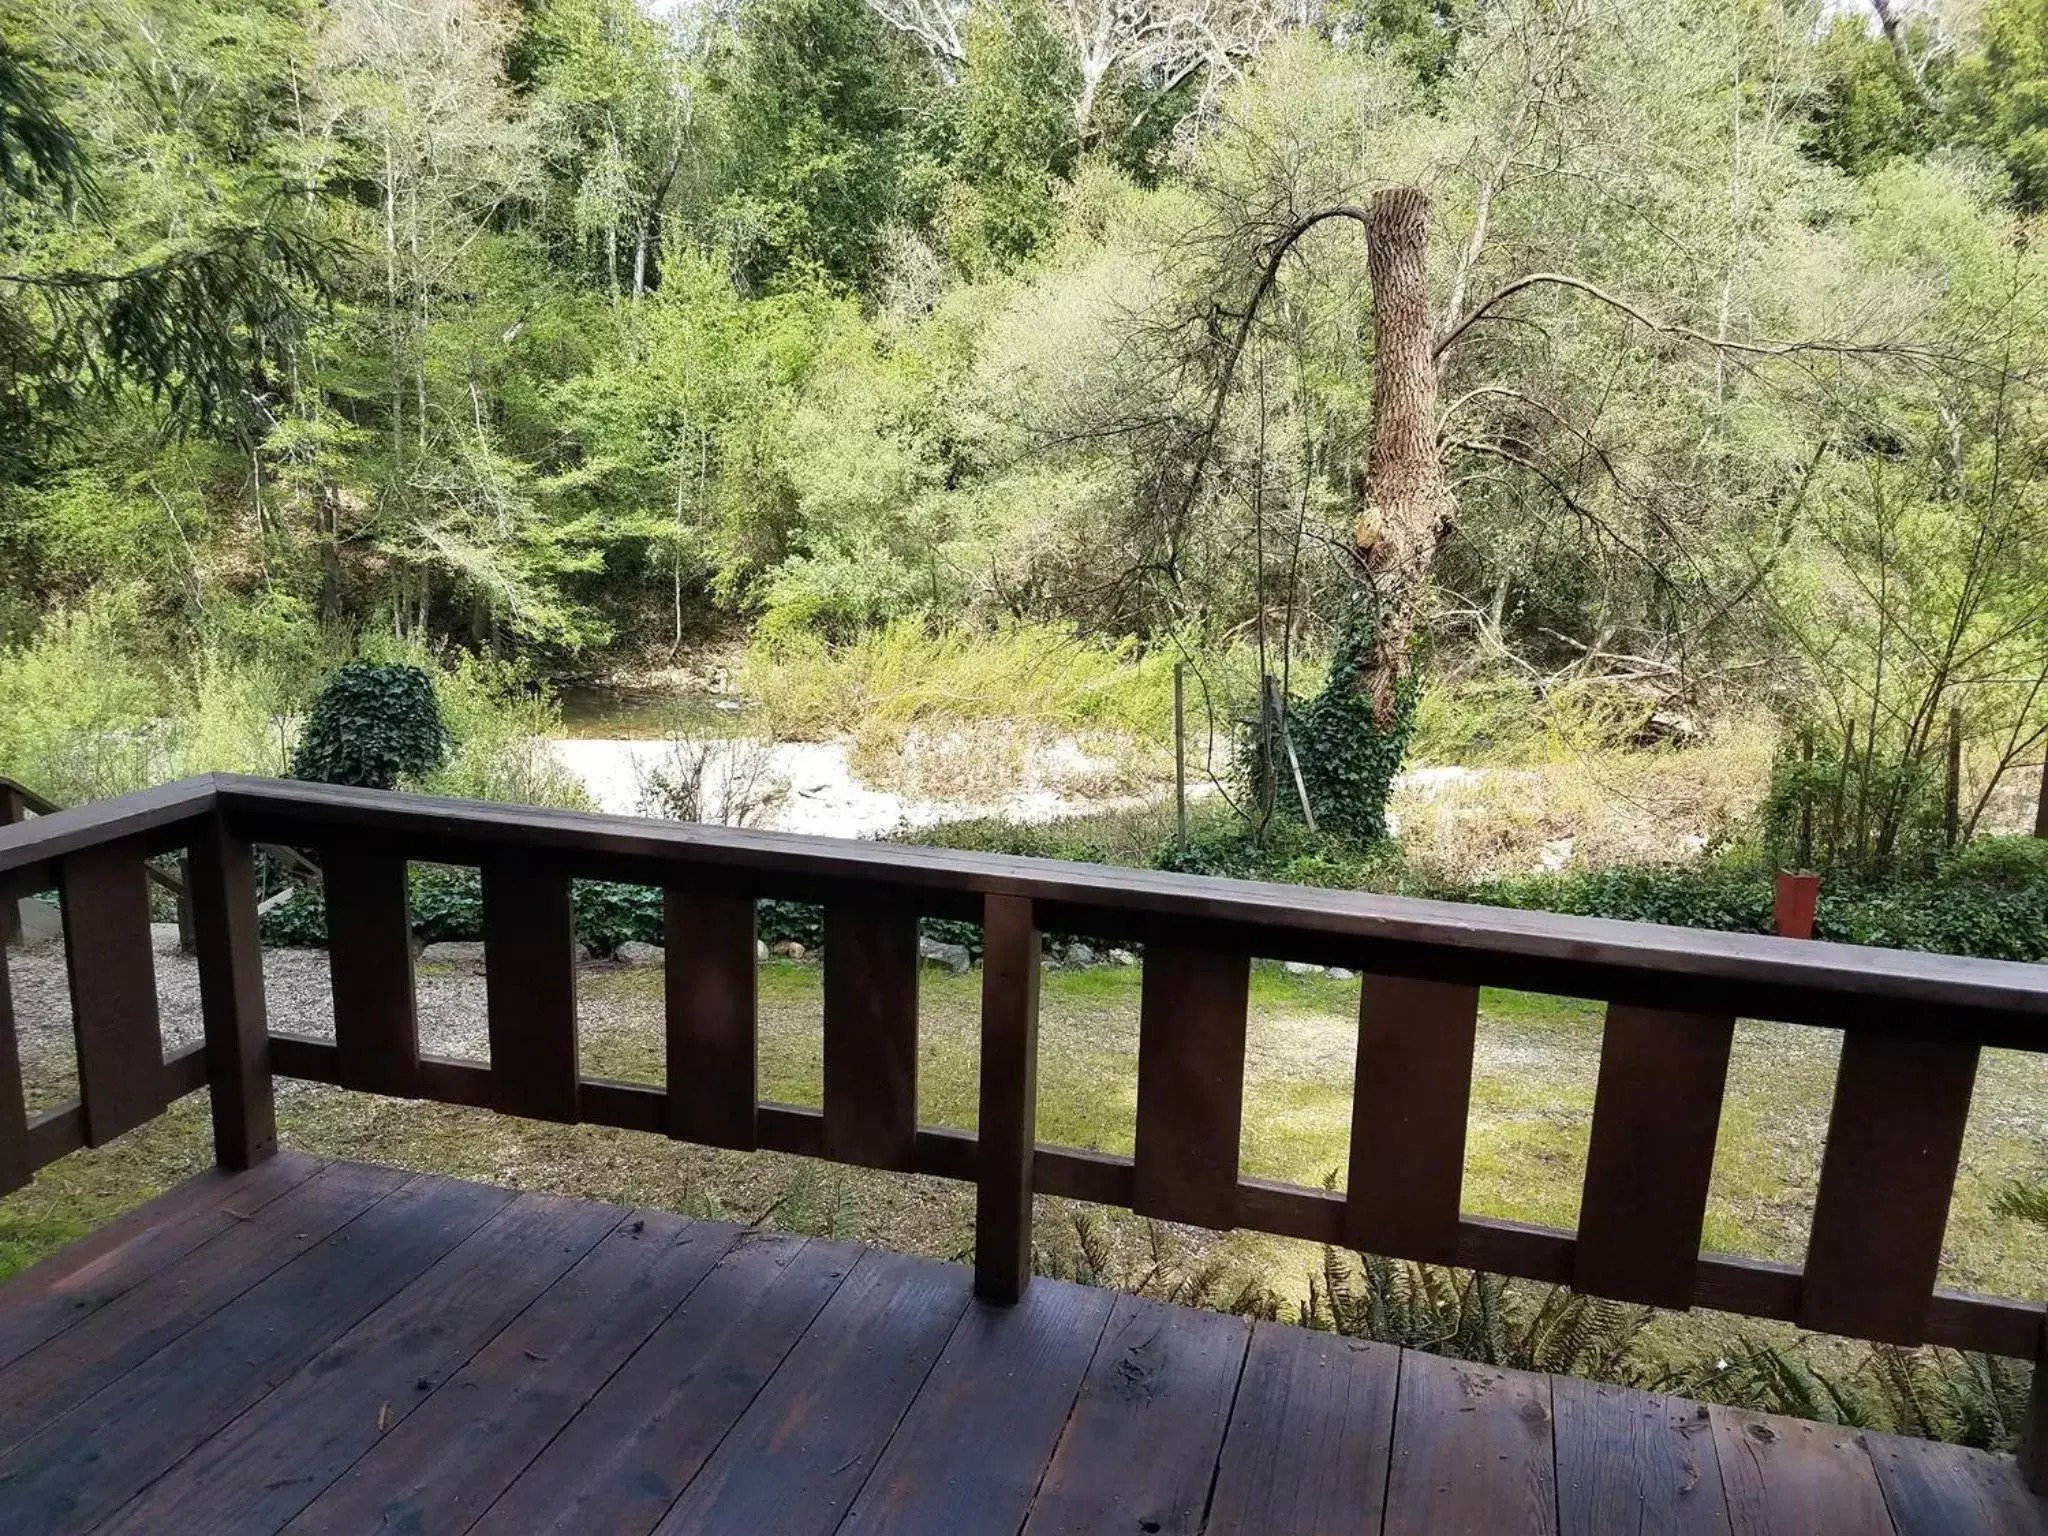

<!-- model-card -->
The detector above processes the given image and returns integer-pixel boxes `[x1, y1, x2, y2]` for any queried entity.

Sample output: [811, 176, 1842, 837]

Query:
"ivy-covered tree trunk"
[1289, 188, 1449, 842]
[1354, 186, 1455, 726]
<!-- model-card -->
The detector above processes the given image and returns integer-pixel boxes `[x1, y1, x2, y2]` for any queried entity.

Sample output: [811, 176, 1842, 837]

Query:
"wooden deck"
[0, 1158, 2038, 1536]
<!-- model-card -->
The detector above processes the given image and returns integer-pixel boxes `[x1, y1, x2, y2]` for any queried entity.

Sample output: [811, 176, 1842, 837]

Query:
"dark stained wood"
[57, 840, 165, 1145]
[472, 1233, 858, 1536]
[321, 849, 420, 1097]
[1, 776, 213, 895]
[0, 1174, 513, 1534]
[0, 945, 26, 1195]
[215, 773, 2048, 1046]
[482, 862, 580, 1122]
[663, 889, 757, 1148]
[250, 1034, 2048, 1366]
[1865, 1428, 2048, 1535]
[652, 1249, 972, 1535]
[285, 1213, 741, 1535]
[98, 1192, 624, 1534]
[0, 1159, 407, 1452]
[1710, 1405, 1895, 1535]
[822, 900, 920, 1170]
[185, 820, 276, 1169]
[1133, 943, 1249, 1228]
[1024, 1294, 1249, 1536]
[11, 1161, 2048, 1536]
[0, 1151, 323, 1371]
[1575, 1005, 1735, 1308]
[1347, 975, 1480, 1264]
[1206, 1323, 1398, 1535]
[1800, 1033, 1981, 1344]
[0, 781, 24, 945]
[975, 891, 1040, 1303]
[837, 1279, 1115, 1535]
[1552, 1375, 1730, 1535]
[1384, 1351, 1558, 1535]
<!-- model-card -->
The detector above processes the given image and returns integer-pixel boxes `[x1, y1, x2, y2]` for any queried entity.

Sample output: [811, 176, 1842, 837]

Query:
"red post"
[1773, 871, 1819, 941]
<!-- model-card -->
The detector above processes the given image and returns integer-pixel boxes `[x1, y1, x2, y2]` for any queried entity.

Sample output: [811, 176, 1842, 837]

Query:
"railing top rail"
[0, 777, 218, 886]
[0, 775, 64, 817]
[6, 774, 2043, 1042]
[202, 775, 2048, 1042]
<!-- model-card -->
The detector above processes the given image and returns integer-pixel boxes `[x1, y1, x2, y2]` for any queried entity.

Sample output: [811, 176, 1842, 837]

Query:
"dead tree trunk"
[1353, 188, 1455, 725]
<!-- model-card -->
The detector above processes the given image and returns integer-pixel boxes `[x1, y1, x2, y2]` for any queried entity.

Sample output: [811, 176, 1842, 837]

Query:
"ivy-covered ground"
[5, 944, 2044, 1387]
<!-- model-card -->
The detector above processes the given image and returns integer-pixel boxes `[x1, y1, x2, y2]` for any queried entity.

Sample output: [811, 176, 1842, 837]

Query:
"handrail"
[1, 773, 2044, 1490]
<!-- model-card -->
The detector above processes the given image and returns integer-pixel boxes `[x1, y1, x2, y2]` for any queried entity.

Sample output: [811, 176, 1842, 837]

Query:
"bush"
[260, 867, 832, 957]
[290, 664, 447, 790]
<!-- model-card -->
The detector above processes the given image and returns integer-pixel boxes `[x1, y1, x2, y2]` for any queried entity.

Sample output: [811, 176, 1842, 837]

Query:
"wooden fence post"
[2023, 1329, 2048, 1494]
[975, 894, 1040, 1304]
[0, 783, 24, 949]
[187, 819, 277, 1171]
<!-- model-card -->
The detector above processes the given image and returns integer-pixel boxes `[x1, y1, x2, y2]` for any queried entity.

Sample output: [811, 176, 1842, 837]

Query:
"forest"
[8, 0, 2048, 1455]
[1, 0, 2047, 898]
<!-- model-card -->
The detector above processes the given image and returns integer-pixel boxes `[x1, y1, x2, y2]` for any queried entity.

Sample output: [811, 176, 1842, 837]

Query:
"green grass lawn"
[5, 959, 2044, 1368]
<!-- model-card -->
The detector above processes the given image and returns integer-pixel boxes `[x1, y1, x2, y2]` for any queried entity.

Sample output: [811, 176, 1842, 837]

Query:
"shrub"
[260, 868, 831, 957]
[290, 664, 447, 790]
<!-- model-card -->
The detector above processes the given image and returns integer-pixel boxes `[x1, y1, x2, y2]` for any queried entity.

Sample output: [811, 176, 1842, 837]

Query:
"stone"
[756, 939, 769, 960]
[1062, 943, 1099, 968]
[771, 939, 807, 960]
[616, 941, 664, 966]
[1324, 967, 1356, 981]
[1283, 960, 1319, 976]
[1107, 948, 1139, 967]
[419, 941, 486, 966]
[918, 937, 972, 975]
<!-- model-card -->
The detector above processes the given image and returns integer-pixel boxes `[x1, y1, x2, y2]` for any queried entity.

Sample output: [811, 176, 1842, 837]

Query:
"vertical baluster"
[975, 894, 1040, 1304]
[822, 901, 920, 1170]
[323, 851, 420, 1097]
[0, 943, 27, 1194]
[1799, 1032, 1978, 1344]
[663, 890, 758, 1149]
[482, 864, 580, 1123]
[59, 841, 165, 1146]
[1574, 1006, 1734, 1308]
[1133, 944, 1250, 1228]
[1345, 976, 1479, 1265]
[187, 820, 276, 1170]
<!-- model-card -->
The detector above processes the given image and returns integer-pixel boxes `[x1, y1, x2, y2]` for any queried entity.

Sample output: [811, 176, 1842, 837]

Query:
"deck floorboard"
[0, 1159, 2039, 1536]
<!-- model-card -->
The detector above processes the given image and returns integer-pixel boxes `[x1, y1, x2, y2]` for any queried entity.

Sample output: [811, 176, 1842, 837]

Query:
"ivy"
[289, 663, 448, 791]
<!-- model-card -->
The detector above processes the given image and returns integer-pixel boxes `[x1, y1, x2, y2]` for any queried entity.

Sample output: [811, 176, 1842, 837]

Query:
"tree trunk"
[1354, 188, 1454, 725]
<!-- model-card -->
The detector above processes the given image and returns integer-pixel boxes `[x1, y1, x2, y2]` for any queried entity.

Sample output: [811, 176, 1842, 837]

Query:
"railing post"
[0, 943, 27, 1195]
[187, 817, 277, 1171]
[975, 894, 1040, 1304]
[0, 782, 25, 948]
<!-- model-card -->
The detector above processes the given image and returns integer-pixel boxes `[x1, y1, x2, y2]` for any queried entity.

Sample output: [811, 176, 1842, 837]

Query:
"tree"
[713, 0, 929, 292]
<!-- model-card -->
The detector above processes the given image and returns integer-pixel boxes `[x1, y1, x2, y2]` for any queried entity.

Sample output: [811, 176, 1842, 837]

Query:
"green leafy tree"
[712, 0, 930, 291]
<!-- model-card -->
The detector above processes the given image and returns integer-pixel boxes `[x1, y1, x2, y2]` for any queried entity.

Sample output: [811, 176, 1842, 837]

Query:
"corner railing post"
[0, 782, 24, 948]
[188, 813, 276, 1170]
[974, 893, 1040, 1304]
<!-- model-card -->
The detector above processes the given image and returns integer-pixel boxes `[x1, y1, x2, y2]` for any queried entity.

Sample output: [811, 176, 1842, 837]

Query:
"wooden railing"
[2, 774, 2045, 1488]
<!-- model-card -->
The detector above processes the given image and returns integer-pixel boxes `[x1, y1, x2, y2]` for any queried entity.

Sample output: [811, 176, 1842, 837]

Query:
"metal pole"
[1172, 662, 1188, 851]
[1944, 706, 1962, 850]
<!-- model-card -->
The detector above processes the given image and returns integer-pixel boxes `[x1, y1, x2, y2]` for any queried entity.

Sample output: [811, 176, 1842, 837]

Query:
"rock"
[616, 941, 664, 967]
[13, 896, 63, 949]
[756, 939, 769, 960]
[1107, 948, 1139, 967]
[1283, 960, 1319, 976]
[1537, 837, 1574, 873]
[419, 941, 486, 966]
[772, 939, 807, 960]
[1062, 943, 1099, 968]
[918, 937, 972, 975]
[1324, 967, 1356, 981]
